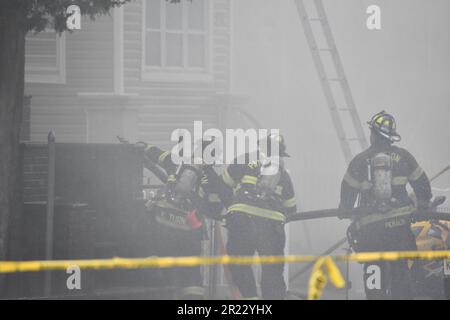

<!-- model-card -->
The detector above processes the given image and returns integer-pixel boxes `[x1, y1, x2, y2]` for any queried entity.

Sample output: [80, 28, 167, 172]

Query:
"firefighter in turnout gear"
[339, 111, 432, 300]
[215, 133, 297, 299]
[142, 141, 224, 299]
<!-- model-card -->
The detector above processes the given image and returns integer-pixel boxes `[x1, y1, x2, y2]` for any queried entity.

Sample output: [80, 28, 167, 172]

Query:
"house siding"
[25, 14, 115, 143]
[122, 0, 232, 147]
[25, 0, 231, 146]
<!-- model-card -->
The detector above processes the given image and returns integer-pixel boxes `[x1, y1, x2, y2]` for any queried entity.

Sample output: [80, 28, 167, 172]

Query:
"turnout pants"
[226, 212, 286, 299]
[356, 221, 417, 300]
[363, 260, 413, 300]
[153, 221, 204, 299]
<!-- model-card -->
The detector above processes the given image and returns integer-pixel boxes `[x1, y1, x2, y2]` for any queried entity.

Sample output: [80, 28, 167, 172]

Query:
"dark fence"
[5, 142, 162, 299]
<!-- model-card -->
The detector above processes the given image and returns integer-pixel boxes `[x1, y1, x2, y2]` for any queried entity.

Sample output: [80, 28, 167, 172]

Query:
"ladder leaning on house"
[293, 0, 368, 164]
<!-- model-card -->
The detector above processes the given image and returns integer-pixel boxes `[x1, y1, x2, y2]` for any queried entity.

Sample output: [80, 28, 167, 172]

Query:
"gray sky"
[232, 0, 450, 296]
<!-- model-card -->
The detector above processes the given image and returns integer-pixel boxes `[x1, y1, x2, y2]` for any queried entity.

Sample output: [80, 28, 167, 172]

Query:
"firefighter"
[214, 133, 297, 299]
[141, 141, 224, 299]
[339, 110, 432, 300]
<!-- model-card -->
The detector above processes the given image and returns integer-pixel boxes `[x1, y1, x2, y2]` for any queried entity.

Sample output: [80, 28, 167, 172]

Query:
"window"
[142, 0, 211, 81]
[25, 30, 66, 84]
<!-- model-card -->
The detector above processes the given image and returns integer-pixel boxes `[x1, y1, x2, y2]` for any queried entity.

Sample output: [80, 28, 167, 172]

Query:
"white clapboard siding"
[26, 14, 115, 143]
[123, 0, 231, 144]
[25, 0, 231, 146]
[25, 30, 63, 84]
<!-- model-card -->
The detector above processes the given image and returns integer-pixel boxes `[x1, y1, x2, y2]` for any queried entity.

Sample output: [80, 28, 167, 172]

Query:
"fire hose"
[287, 207, 450, 223]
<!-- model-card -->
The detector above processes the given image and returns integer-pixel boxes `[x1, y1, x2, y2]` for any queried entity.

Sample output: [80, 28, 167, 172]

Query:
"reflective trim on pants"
[228, 203, 286, 222]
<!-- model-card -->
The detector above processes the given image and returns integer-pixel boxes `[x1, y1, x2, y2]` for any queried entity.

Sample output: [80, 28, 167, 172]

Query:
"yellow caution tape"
[1, 250, 450, 274]
[2, 250, 450, 300]
[340, 250, 450, 263]
[308, 257, 345, 300]
[0, 255, 317, 274]
[309, 257, 328, 300]
[308, 265, 327, 300]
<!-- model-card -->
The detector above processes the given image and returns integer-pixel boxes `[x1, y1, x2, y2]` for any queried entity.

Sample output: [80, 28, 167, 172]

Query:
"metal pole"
[44, 130, 55, 297]
[344, 246, 352, 300]
[207, 220, 218, 299]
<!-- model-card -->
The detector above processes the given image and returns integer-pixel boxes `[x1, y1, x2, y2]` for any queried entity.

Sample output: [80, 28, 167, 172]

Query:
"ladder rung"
[319, 48, 334, 52]
[337, 108, 353, 111]
[328, 78, 344, 82]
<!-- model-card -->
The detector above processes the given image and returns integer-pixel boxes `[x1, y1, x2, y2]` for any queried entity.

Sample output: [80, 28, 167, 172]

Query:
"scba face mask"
[370, 152, 393, 202]
[257, 157, 283, 194]
[174, 163, 203, 196]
